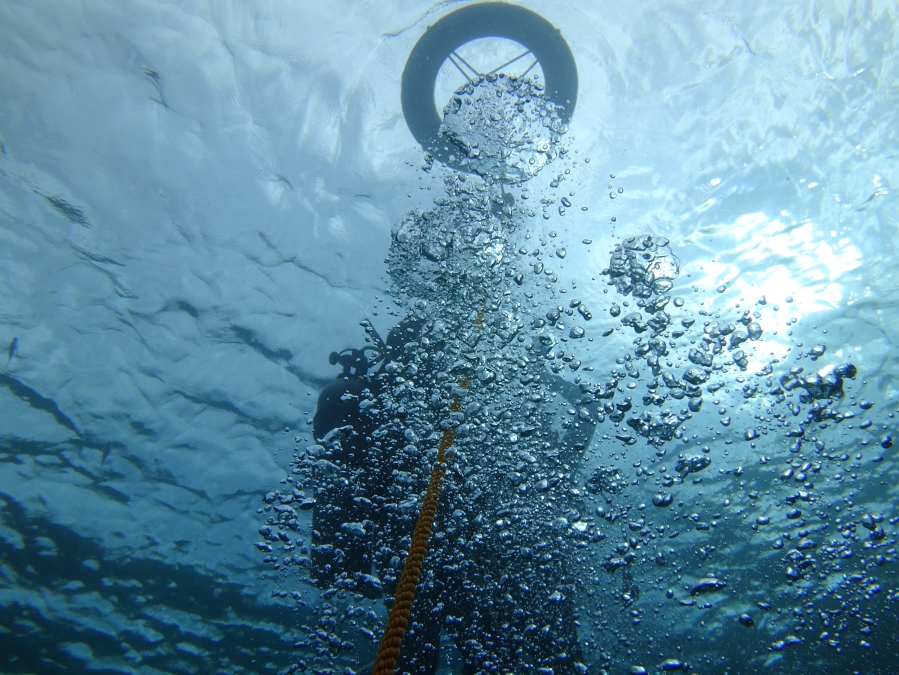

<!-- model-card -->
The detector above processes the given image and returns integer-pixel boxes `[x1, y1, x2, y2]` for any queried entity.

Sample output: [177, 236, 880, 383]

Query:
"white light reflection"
[723, 212, 861, 316]
[684, 211, 863, 375]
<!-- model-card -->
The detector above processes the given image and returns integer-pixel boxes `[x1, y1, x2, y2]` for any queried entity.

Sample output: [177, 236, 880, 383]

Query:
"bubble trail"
[372, 394, 461, 675]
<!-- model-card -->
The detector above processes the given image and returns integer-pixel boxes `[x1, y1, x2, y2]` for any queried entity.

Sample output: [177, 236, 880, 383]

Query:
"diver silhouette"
[311, 311, 596, 675]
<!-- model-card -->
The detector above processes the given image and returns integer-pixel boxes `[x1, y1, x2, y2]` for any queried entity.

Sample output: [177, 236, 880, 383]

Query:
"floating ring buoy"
[401, 2, 578, 161]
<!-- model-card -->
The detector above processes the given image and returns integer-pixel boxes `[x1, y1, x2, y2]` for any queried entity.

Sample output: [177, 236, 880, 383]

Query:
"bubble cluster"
[436, 74, 568, 183]
[386, 186, 511, 303]
[604, 235, 680, 335]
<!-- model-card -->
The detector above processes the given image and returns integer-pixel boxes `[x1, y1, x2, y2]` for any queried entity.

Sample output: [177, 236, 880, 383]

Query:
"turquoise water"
[1, 1, 897, 674]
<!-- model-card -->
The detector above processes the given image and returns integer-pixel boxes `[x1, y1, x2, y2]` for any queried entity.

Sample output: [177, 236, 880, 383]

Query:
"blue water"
[1, 1, 898, 674]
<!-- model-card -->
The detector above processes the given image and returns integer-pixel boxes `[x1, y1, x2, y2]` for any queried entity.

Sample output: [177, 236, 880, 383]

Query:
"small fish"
[7, 337, 17, 365]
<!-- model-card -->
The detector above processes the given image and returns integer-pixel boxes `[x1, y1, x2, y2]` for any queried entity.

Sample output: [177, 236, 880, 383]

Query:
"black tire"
[401, 2, 578, 154]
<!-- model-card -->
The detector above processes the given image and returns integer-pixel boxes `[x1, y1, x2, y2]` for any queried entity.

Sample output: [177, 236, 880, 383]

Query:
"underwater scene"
[1, 2, 898, 674]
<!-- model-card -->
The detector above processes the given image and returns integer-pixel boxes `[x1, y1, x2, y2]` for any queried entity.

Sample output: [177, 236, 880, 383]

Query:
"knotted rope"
[371, 394, 461, 675]
[373, 304, 483, 675]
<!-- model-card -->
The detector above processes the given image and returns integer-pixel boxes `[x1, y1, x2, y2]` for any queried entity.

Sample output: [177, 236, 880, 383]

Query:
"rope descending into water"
[371, 396, 460, 675]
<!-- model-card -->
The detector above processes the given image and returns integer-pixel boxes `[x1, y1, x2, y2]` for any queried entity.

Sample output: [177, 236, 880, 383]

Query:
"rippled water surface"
[1, 1, 897, 674]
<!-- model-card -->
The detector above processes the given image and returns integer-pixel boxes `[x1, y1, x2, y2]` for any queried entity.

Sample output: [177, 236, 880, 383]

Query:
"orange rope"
[372, 303, 483, 674]
[371, 396, 461, 675]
